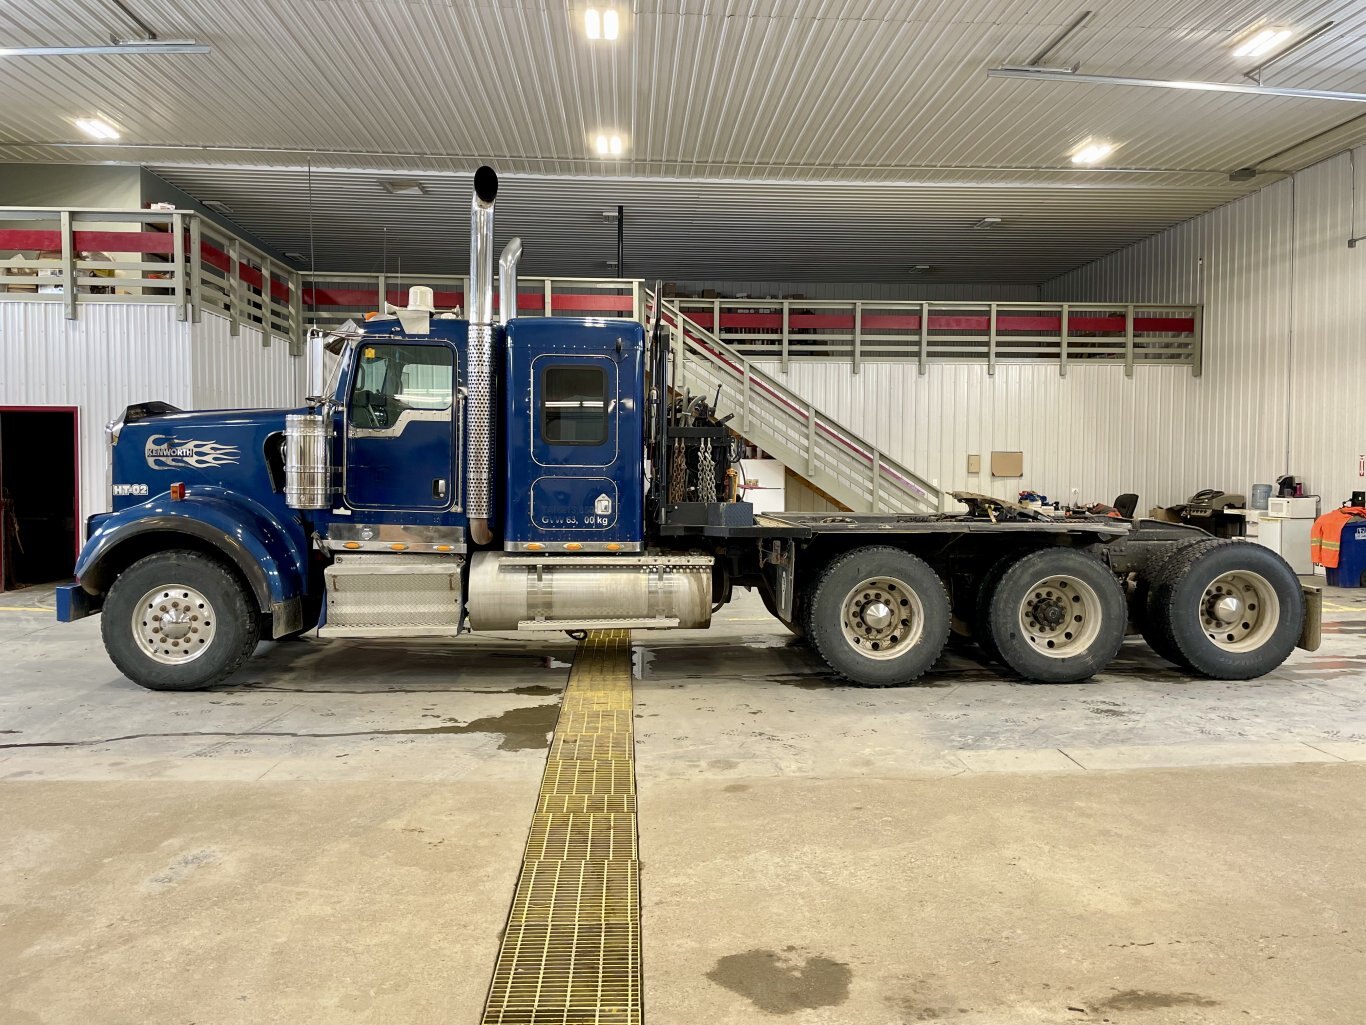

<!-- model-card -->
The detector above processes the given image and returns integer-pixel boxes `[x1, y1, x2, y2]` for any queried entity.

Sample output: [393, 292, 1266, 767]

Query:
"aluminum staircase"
[651, 294, 942, 515]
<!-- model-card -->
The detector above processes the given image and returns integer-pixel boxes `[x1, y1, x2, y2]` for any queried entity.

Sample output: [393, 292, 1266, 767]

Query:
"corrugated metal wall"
[758, 146, 1366, 513]
[0, 302, 193, 536]
[1, 303, 301, 545]
[190, 314, 305, 410]
[1045, 148, 1366, 509]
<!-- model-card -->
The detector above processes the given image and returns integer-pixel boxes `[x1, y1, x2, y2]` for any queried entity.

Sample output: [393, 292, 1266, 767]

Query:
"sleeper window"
[541, 365, 608, 446]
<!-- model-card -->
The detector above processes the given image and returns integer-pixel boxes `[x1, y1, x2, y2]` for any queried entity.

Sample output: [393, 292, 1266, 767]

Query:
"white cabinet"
[1257, 512, 1315, 574]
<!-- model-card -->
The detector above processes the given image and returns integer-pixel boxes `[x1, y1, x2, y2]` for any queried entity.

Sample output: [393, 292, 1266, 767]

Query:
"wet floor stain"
[722, 783, 750, 793]
[0, 702, 560, 754]
[706, 948, 852, 1014]
[1092, 989, 1219, 1012]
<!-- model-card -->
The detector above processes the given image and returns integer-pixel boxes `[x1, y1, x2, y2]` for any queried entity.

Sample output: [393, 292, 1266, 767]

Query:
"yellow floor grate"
[483, 630, 641, 1025]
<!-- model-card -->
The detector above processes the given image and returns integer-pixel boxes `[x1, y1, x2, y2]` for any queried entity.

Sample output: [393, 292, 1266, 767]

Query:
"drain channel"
[482, 630, 641, 1025]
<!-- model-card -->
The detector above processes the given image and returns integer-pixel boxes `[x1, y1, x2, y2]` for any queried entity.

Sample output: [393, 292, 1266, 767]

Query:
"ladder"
[651, 294, 942, 515]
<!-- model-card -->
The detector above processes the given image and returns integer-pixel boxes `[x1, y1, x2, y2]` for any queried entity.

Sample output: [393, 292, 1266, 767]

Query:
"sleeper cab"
[502, 318, 644, 553]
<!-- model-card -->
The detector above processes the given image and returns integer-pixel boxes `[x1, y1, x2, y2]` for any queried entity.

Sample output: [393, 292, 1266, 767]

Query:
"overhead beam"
[988, 66, 1366, 104]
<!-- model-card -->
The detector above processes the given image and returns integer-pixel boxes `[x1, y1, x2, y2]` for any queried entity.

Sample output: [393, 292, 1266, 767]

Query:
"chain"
[669, 438, 687, 503]
[697, 439, 717, 503]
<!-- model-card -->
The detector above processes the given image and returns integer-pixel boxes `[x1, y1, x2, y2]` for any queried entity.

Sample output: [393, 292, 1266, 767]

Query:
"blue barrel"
[1327, 518, 1366, 587]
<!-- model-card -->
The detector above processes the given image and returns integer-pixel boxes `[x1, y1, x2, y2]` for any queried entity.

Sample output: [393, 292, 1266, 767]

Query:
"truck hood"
[111, 405, 297, 510]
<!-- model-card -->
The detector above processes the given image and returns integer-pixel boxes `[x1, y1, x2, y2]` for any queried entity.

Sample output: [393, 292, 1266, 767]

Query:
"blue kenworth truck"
[58, 167, 1319, 691]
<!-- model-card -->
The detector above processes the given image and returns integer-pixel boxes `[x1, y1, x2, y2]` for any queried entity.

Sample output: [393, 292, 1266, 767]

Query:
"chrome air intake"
[467, 165, 498, 545]
[284, 413, 332, 510]
[498, 237, 522, 325]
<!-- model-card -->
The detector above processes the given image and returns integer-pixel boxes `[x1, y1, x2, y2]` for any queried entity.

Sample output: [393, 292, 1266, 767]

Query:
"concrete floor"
[2, 584, 1365, 1024]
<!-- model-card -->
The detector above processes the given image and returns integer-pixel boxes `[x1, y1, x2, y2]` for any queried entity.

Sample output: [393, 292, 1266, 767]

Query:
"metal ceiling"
[145, 165, 1250, 283]
[4, 0, 1366, 282]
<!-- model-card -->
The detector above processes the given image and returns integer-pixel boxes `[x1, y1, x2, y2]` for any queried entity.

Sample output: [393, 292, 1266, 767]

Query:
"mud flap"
[1298, 583, 1322, 652]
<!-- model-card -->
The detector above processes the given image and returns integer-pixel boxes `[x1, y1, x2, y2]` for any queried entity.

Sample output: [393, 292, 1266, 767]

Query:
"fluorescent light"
[603, 8, 619, 40]
[0, 40, 210, 56]
[74, 117, 119, 140]
[1071, 140, 1114, 165]
[585, 8, 601, 39]
[973, 216, 1003, 229]
[1233, 27, 1293, 58]
[203, 199, 233, 214]
[595, 134, 623, 157]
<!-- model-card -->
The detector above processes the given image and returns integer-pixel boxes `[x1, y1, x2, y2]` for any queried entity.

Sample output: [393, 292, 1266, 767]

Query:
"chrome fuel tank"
[467, 552, 713, 631]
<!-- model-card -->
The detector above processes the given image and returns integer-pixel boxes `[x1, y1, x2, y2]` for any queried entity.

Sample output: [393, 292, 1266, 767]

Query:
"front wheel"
[983, 548, 1127, 683]
[102, 550, 261, 691]
[803, 546, 950, 686]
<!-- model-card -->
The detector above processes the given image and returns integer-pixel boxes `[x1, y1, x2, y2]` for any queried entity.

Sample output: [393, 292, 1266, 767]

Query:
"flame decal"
[144, 435, 242, 470]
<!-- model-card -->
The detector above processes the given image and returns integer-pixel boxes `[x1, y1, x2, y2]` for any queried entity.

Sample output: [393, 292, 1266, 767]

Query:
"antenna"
[306, 157, 316, 314]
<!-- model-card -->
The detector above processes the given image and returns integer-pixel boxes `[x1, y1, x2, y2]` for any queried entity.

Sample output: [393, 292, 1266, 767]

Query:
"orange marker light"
[389, 543, 408, 551]
[435, 544, 453, 552]
[565, 542, 583, 551]
[169, 482, 186, 501]
[344, 541, 361, 550]
[526, 542, 544, 551]
[606, 543, 622, 551]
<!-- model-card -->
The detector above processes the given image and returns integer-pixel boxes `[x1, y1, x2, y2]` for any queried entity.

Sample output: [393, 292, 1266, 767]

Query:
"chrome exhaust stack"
[498, 237, 522, 325]
[467, 166, 498, 546]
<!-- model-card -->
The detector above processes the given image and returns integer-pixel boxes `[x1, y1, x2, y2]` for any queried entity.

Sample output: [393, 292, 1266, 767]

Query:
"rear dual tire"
[1141, 539, 1303, 679]
[804, 547, 951, 686]
[979, 548, 1128, 683]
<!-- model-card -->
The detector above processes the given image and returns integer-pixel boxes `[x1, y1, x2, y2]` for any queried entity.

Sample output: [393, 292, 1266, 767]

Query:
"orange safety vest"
[1311, 507, 1366, 568]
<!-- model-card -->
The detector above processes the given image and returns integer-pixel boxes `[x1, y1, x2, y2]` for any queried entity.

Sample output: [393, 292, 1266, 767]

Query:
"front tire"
[102, 550, 260, 691]
[804, 546, 950, 686]
[984, 548, 1127, 683]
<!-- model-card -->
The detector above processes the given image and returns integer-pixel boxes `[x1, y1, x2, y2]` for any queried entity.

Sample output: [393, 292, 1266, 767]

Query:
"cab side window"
[350, 344, 453, 430]
[541, 365, 608, 445]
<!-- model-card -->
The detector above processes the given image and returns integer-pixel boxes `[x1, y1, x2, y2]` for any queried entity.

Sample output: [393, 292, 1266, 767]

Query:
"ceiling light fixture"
[1232, 27, 1293, 58]
[1070, 140, 1114, 165]
[74, 116, 119, 140]
[585, 7, 618, 40]
[0, 39, 210, 56]
[595, 133, 624, 157]
[973, 216, 1003, 229]
[203, 199, 233, 214]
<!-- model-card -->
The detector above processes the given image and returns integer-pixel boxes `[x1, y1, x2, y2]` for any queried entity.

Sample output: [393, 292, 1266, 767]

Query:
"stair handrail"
[648, 290, 942, 513]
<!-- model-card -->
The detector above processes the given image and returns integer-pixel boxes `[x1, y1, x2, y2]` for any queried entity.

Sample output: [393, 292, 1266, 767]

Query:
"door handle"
[434, 478, 448, 500]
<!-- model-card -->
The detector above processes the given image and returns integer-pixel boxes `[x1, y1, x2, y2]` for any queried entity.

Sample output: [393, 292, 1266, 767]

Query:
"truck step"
[323, 553, 464, 634]
[517, 617, 681, 631]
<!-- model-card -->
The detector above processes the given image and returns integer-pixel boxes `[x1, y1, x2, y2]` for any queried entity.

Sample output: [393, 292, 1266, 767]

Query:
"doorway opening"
[0, 407, 79, 591]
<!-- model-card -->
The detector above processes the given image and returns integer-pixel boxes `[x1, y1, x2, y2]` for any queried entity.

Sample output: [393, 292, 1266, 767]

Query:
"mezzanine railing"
[1, 207, 1202, 379]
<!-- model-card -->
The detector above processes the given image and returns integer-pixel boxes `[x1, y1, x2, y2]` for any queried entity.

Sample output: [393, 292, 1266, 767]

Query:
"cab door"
[344, 341, 458, 511]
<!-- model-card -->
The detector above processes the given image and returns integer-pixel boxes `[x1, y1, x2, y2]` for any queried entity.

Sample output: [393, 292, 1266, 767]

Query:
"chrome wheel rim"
[840, 576, 923, 660]
[1017, 574, 1103, 658]
[133, 585, 217, 665]
[1200, 570, 1278, 652]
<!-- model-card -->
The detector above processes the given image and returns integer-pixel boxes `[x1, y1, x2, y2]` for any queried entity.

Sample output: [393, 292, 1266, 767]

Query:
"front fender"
[75, 488, 309, 613]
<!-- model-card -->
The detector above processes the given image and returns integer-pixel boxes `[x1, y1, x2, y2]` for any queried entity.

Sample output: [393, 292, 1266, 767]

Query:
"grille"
[482, 630, 641, 1025]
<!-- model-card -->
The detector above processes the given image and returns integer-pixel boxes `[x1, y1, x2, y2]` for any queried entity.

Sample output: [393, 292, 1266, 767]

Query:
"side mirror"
[305, 328, 328, 406]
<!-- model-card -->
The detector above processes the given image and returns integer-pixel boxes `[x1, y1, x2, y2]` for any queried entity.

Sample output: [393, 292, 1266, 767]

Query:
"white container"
[1268, 496, 1318, 518]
